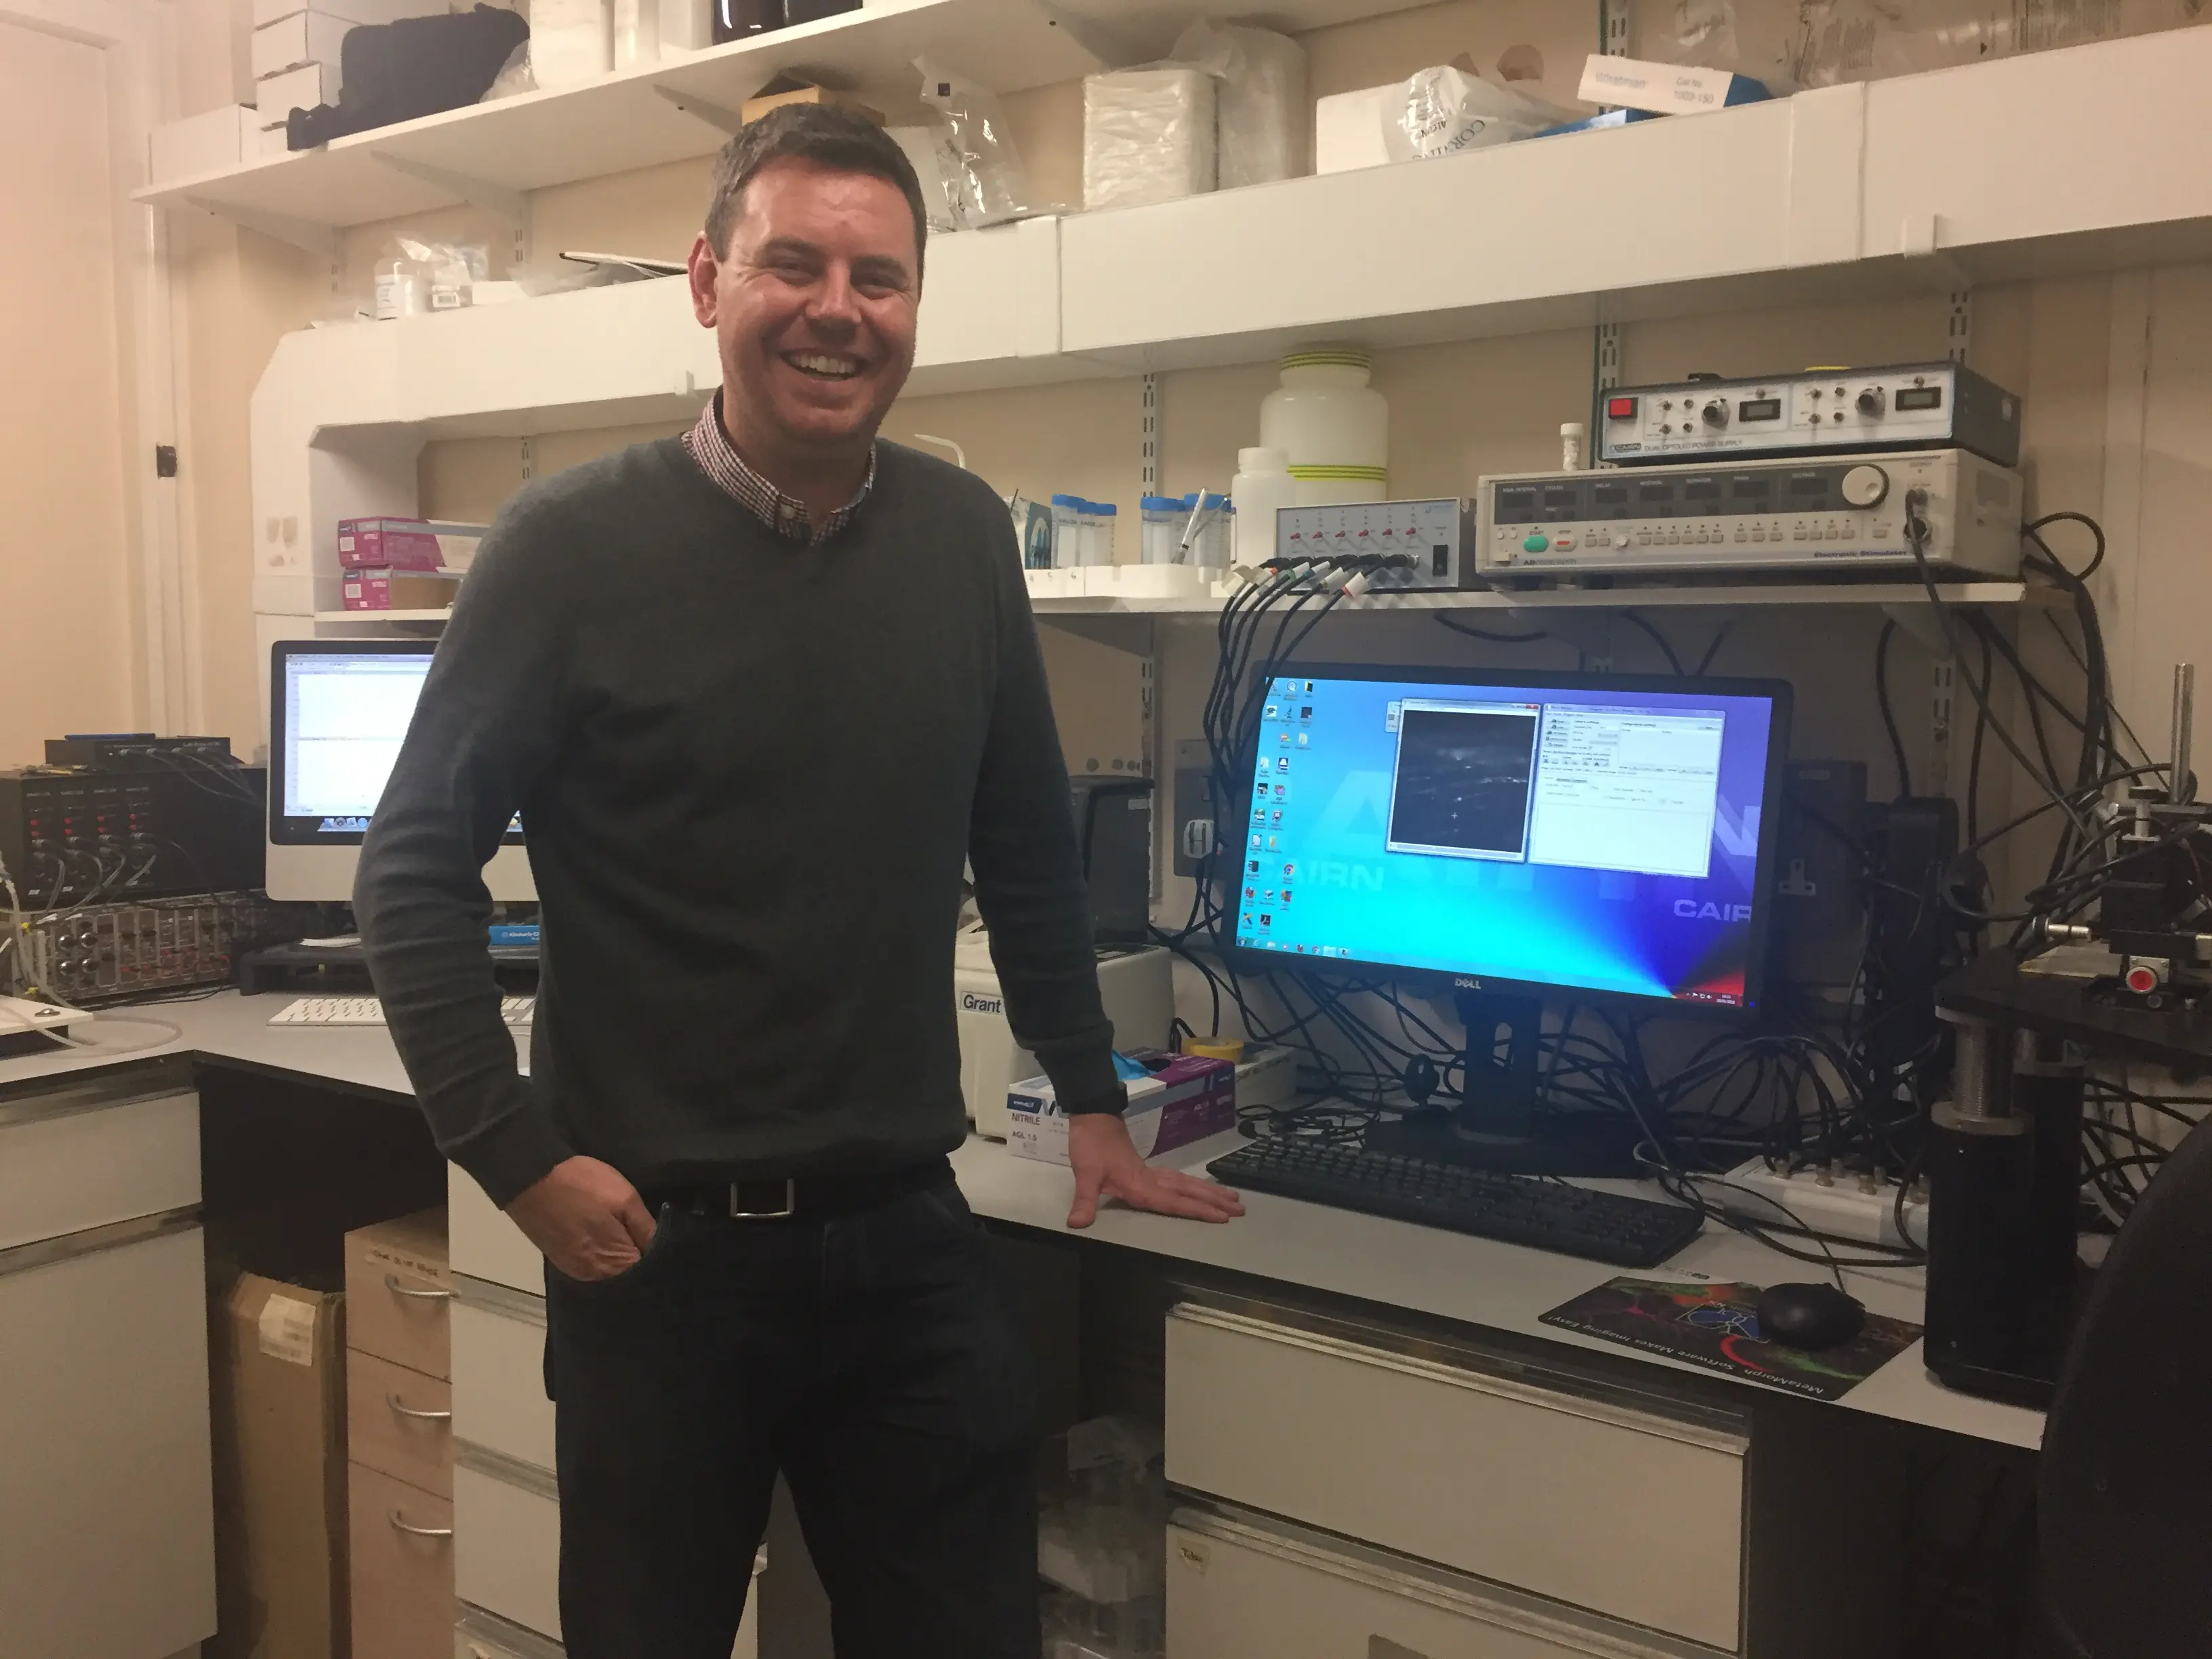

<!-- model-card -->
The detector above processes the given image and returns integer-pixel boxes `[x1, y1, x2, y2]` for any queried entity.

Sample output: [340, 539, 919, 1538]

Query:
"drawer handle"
[389, 1509, 453, 1540]
[384, 1272, 455, 1300]
[386, 1391, 453, 1422]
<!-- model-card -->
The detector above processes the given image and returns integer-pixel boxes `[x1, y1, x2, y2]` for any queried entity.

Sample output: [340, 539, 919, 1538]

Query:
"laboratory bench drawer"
[1164, 1301, 1749, 1652]
[449, 1165, 544, 1295]
[350, 1347, 454, 1500]
[348, 1208, 453, 1381]
[451, 1449, 764, 1652]
[454, 1448, 564, 1641]
[451, 1282, 555, 1475]
[350, 1459, 455, 1659]
[1168, 1505, 1719, 1659]
[0, 1074, 198, 1250]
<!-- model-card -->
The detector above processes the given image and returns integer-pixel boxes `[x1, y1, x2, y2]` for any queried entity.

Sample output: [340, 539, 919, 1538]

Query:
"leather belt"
[640, 1158, 953, 1223]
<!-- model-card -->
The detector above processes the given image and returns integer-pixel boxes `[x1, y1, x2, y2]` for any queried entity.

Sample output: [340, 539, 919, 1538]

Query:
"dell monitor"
[1231, 663, 1790, 1174]
[267, 639, 534, 902]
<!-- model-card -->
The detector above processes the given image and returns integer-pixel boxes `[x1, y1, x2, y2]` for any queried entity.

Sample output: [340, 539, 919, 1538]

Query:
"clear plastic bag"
[916, 56, 1031, 228]
[478, 40, 536, 102]
[1083, 64, 1216, 211]
[1170, 18, 1309, 187]
[1380, 65, 1576, 162]
[886, 123, 962, 234]
[373, 237, 489, 319]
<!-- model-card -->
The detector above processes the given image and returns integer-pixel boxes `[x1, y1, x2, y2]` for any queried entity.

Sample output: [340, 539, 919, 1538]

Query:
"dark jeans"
[541, 1175, 1041, 1659]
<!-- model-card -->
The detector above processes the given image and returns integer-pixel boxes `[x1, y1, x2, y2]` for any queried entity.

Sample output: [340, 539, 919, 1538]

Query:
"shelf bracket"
[371, 154, 528, 224]
[653, 83, 750, 136]
[1880, 599, 1954, 661]
[181, 196, 337, 260]
[1036, 611, 1155, 657]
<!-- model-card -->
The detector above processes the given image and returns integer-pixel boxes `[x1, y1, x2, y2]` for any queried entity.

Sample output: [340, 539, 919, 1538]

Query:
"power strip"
[1724, 1158, 1927, 1249]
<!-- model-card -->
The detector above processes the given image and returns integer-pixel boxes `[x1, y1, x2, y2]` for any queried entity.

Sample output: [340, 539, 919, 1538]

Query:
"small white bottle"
[1230, 447, 1294, 567]
[1560, 421, 1587, 472]
[1088, 500, 1118, 567]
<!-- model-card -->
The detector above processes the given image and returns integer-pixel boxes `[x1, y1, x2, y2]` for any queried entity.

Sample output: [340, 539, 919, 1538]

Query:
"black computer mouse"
[1756, 1282, 1865, 1351]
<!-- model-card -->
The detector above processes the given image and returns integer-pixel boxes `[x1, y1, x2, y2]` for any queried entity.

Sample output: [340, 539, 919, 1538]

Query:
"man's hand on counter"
[1066, 1112, 1244, 1229]
[507, 1155, 658, 1282]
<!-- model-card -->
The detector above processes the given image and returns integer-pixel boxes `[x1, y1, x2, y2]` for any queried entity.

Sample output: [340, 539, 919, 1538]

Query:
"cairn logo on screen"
[959, 991, 1004, 1015]
[1675, 899, 1754, 922]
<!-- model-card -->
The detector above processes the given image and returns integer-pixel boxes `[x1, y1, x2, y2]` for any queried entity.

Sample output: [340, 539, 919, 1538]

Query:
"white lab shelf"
[131, 0, 1413, 230]
[1060, 28, 2212, 369]
[1029, 580, 2030, 617]
[232, 27, 2212, 628]
[305, 581, 2030, 633]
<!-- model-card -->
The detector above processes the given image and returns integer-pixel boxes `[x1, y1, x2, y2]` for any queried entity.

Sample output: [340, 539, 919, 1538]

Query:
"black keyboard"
[1208, 1137, 1705, 1268]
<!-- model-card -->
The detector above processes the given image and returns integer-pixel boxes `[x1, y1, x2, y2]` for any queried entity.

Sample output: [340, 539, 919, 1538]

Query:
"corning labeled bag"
[1380, 65, 1577, 163]
[916, 56, 1031, 228]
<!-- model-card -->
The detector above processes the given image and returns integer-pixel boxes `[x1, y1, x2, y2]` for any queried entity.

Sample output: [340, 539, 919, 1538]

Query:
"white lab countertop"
[0, 990, 2045, 1451]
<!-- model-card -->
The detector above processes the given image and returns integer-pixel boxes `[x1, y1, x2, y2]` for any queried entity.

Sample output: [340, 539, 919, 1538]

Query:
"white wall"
[0, 19, 138, 765]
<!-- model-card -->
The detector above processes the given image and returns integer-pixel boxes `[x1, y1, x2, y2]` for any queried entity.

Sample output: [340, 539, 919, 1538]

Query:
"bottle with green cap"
[1258, 346, 1389, 507]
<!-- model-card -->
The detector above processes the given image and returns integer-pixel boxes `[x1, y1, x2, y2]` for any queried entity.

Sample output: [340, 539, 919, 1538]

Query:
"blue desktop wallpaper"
[1233, 673, 1780, 1006]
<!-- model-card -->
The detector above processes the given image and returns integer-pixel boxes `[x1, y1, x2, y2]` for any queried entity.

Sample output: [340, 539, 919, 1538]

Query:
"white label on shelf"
[258, 1292, 319, 1365]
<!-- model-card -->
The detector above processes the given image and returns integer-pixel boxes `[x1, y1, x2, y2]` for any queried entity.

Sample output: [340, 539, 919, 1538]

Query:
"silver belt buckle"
[729, 1178, 797, 1220]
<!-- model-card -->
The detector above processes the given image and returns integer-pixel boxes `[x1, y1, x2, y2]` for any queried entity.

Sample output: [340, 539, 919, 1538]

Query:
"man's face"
[687, 158, 920, 457]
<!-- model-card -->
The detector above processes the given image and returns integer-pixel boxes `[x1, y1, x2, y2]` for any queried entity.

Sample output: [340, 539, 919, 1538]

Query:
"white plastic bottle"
[1050, 495, 1085, 569]
[1230, 447, 1295, 567]
[1088, 500, 1118, 566]
[1258, 348, 1388, 506]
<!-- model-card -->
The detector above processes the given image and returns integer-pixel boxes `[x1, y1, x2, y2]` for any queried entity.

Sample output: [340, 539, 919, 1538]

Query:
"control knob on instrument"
[1700, 399, 1729, 428]
[1856, 386, 1886, 417]
[1841, 464, 1889, 508]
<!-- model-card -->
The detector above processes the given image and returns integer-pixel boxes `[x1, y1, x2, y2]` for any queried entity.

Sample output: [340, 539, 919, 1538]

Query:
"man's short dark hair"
[703, 104, 929, 281]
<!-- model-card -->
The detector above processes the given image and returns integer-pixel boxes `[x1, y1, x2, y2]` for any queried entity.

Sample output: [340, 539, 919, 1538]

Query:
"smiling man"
[354, 106, 1239, 1659]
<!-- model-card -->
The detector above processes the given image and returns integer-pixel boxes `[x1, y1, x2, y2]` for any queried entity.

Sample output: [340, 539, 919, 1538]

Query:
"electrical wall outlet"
[1172, 738, 1216, 877]
[1725, 1157, 1926, 1250]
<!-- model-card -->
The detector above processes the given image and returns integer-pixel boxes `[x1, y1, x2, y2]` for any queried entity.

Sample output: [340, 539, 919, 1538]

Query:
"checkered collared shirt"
[681, 392, 876, 547]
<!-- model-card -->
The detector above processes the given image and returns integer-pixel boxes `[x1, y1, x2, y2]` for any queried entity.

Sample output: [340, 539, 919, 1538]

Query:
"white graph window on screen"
[285, 659, 428, 818]
[1525, 705, 1727, 881]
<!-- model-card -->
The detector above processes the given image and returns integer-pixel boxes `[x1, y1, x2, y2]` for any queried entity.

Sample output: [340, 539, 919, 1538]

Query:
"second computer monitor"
[266, 639, 534, 902]
[1233, 664, 1790, 1011]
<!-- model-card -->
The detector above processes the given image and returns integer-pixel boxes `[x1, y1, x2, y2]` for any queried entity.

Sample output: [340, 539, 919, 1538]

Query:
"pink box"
[1006, 1050, 1237, 1165]
[342, 567, 459, 611]
[337, 516, 445, 570]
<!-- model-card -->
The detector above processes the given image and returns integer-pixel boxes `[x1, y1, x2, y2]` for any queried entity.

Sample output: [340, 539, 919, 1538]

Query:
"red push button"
[1606, 395, 1639, 419]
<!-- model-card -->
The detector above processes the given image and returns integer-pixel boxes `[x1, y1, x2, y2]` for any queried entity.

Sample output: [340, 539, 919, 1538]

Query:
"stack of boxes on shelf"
[146, 0, 445, 181]
[344, 1210, 457, 1657]
[340, 516, 483, 612]
[251, 0, 449, 151]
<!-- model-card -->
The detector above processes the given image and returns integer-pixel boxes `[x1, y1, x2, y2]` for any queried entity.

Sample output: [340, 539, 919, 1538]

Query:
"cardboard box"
[1314, 83, 1393, 175]
[247, 121, 295, 160]
[254, 0, 446, 28]
[257, 60, 340, 121]
[1575, 54, 1769, 117]
[342, 569, 460, 611]
[253, 12, 353, 80]
[1007, 1050, 1235, 1166]
[741, 81, 885, 126]
[207, 1273, 349, 1659]
[336, 516, 445, 570]
[150, 106, 260, 184]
